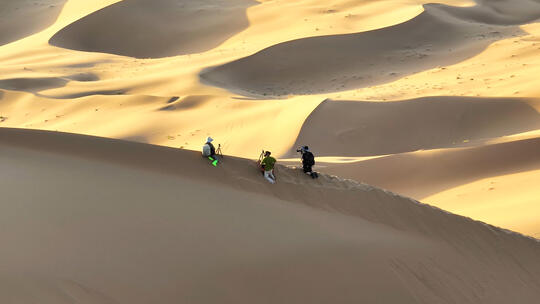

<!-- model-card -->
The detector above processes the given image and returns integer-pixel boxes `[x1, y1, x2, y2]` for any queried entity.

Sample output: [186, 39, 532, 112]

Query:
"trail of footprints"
[278, 165, 372, 191]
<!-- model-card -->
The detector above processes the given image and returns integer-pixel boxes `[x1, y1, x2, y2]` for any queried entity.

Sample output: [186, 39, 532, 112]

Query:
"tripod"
[258, 150, 265, 163]
[216, 144, 223, 159]
[257, 150, 265, 175]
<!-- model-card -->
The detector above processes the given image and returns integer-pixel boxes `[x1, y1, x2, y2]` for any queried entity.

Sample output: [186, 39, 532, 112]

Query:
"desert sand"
[1, 0, 540, 302]
[1, 127, 540, 303]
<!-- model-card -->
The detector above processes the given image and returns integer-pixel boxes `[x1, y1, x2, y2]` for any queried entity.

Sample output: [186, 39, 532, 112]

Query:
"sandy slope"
[289, 97, 540, 156]
[316, 137, 540, 198]
[425, 169, 540, 239]
[200, 0, 540, 96]
[49, 0, 258, 58]
[310, 137, 540, 235]
[1, 128, 540, 304]
[0, 0, 66, 46]
[0, 0, 539, 266]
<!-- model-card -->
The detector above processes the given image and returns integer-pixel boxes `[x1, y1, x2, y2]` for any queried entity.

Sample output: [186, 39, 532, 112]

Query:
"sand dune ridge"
[1, 128, 539, 303]
[290, 96, 540, 156]
[1, 1, 540, 301]
[200, 0, 540, 96]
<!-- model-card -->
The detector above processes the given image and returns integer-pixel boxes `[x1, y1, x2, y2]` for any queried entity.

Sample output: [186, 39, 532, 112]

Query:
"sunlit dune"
[314, 137, 540, 236]
[425, 169, 540, 238]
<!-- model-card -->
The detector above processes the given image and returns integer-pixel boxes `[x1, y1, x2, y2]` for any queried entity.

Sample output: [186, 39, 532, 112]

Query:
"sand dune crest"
[1, 128, 539, 303]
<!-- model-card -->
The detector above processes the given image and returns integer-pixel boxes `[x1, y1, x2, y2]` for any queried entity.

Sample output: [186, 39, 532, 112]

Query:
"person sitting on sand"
[260, 151, 276, 184]
[202, 137, 218, 166]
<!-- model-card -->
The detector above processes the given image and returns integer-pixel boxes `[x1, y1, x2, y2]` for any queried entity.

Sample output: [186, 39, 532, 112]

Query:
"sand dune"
[315, 136, 540, 235]
[1, 128, 540, 304]
[425, 169, 540, 238]
[290, 96, 540, 156]
[49, 0, 258, 58]
[1, 1, 540, 301]
[200, 0, 540, 96]
[438, 0, 540, 24]
[317, 136, 540, 198]
[0, 0, 66, 46]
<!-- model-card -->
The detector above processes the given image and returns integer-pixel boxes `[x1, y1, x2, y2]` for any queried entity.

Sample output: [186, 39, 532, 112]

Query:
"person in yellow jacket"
[260, 151, 276, 184]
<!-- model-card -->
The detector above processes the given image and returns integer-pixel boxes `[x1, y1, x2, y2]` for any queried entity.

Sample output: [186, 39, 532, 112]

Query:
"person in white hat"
[202, 137, 218, 166]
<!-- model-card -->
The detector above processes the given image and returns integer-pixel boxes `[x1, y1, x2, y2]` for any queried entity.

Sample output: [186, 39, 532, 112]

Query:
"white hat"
[207, 137, 214, 143]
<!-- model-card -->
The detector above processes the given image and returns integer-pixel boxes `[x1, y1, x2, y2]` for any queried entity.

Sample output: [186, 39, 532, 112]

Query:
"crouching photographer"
[297, 146, 318, 179]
